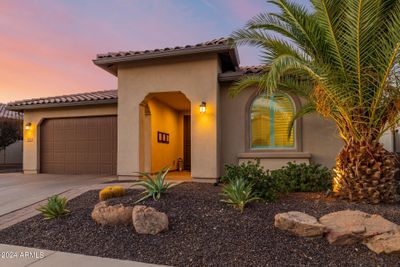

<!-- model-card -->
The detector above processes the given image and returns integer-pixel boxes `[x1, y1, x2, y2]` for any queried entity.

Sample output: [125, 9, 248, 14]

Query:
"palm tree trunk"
[333, 137, 397, 204]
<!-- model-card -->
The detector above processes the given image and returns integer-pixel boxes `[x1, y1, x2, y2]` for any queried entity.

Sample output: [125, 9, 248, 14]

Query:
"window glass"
[251, 93, 295, 148]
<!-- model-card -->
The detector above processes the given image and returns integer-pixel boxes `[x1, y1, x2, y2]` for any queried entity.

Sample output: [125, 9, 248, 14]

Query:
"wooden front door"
[183, 115, 191, 170]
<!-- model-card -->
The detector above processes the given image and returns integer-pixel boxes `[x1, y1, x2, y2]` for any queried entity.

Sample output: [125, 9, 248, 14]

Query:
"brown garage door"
[40, 116, 117, 175]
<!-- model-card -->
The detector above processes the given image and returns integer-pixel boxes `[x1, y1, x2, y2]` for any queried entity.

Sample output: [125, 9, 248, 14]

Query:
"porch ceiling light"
[200, 101, 206, 113]
[25, 122, 32, 130]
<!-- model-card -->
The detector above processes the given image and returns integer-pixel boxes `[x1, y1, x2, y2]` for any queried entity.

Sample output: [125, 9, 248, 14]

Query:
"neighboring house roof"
[0, 103, 23, 120]
[93, 38, 239, 75]
[6, 90, 118, 111]
[219, 65, 265, 82]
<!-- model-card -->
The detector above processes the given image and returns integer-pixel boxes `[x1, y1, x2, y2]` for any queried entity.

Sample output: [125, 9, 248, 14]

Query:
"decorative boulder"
[319, 210, 399, 245]
[132, 205, 169, 235]
[91, 201, 133, 226]
[274, 211, 326, 237]
[364, 231, 400, 254]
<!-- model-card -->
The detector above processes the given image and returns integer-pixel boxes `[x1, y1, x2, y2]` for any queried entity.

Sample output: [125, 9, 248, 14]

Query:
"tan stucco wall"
[22, 104, 117, 174]
[117, 54, 220, 180]
[219, 83, 343, 173]
[147, 98, 183, 172]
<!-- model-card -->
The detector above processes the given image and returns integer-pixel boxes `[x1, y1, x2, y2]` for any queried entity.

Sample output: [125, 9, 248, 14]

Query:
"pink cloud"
[0, 0, 263, 103]
[219, 0, 266, 21]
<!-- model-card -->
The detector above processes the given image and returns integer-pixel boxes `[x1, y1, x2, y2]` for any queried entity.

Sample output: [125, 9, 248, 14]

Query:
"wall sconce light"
[200, 101, 207, 113]
[25, 122, 32, 130]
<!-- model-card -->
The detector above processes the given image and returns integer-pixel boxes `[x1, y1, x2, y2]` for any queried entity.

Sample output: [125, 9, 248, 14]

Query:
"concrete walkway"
[0, 244, 166, 267]
[0, 173, 114, 217]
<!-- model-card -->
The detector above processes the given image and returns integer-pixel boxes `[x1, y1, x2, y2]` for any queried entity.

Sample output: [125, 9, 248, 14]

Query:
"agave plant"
[231, 0, 400, 203]
[36, 195, 70, 220]
[134, 168, 175, 203]
[220, 178, 260, 213]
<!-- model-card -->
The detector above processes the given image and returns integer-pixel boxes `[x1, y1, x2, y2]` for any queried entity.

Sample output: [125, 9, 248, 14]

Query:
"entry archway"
[139, 91, 191, 180]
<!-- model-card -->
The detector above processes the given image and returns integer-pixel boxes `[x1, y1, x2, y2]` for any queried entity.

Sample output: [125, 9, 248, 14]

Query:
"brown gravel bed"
[0, 183, 400, 267]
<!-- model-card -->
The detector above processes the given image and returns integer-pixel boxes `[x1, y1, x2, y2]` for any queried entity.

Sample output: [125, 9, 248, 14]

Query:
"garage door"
[40, 116, 117, 175]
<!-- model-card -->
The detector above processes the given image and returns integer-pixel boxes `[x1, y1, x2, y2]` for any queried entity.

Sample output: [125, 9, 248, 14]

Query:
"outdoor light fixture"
[25, 122, 32, 130]
[200, 101, 206, 113]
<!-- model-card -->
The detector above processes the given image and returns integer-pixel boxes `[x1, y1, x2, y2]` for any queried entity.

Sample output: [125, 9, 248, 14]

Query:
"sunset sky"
[0, 0, 302, 103]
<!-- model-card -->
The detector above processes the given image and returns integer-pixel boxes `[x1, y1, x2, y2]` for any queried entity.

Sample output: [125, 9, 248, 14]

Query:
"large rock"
[319, 210, 399, 245]
[91, 201, 133, 226]
[132, 205, 168, 235]
[274, 211, 326, 237]
[364, 231, 400, 254]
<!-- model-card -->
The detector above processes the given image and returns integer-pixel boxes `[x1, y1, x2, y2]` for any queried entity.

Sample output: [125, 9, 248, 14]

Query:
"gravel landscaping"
[0, 182, 400, 266]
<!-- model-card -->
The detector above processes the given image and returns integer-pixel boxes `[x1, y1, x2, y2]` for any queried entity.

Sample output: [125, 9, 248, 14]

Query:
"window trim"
[245, 90, 302, 152]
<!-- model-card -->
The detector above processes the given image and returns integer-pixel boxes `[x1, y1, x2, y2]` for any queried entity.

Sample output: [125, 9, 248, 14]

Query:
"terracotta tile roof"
[6, 64, 262, 111]
[7, 90, 117, 110]
[219, 65, 265, 82]
[239, 65, 264, 75]
[0, 103, 23, 120]
[96, 38, 230, 60]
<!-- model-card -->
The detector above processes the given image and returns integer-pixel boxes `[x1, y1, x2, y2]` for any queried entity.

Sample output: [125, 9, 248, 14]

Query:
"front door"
[183, 115, 191, 170]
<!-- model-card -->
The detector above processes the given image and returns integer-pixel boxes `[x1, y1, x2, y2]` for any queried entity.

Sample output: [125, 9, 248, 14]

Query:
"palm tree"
[230, 0, 400, 203]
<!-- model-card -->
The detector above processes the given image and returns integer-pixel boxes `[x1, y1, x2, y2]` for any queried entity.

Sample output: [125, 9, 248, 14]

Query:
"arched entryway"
[139, 91, 191, 180]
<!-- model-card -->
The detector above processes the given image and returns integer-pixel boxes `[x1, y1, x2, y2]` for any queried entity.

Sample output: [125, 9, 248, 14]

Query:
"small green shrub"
[221, 161, 332, 202]
[220, 178, 260, 213]
[37, 195, 70, 220]
[221, 160, 279, 201]
[271, 162, 332, 193]
[134, 168, 176, 203]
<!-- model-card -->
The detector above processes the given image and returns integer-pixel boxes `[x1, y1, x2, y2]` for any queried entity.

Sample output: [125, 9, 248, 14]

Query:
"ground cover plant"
[221, 160, 280, 201]
[134, 168, 175, 203]
[36, 195, 70, 220]
[221, 160, 332, 206]
[271, 162, 332, 193]
[1, 183, 400, 267]
[220, 178, 260, 212]
[231, 0, 400, 204]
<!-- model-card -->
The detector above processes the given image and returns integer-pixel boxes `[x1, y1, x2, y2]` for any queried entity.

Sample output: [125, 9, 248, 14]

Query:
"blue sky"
[0, 0, 309, 102]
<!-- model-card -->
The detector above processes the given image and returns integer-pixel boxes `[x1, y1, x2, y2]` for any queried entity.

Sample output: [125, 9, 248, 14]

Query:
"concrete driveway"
[0, 173, 113, 216]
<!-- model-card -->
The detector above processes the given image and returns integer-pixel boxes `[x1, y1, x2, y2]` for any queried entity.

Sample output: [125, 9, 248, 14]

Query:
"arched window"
[250, 92, 295, 149]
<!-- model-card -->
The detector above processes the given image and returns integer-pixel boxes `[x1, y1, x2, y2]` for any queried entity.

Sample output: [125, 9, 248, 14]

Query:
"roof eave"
[93, 44, 239, 76]
[218, 71, 245, 82]
[6, 98, 118, 112]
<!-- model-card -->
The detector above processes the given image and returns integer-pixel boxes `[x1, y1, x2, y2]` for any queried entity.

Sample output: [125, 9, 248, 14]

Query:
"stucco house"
[6, 38, 343, 182]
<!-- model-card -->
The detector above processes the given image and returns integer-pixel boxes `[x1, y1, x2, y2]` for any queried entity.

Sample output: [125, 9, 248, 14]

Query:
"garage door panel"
[41, 141, 53, 151]
[77, 164, 97, 174]
[53, 141, 66, 152]
[41, 152, 53, 162]
[88, 142, 99, 153]
[43, 163, 64, 174]
[40, 116, 117, 175]
[76, 128, 89, 140]
[65, 151, 78, 161]
[99, 127, 112, 140]
[76, 140, 90, 152]
[100, 153, 112, 163]
[53, 152, 66, 162]
[65, 163, 77, 174]
[100, 164, 113, 174]
[87, 154, 99, 164]
[100, 141, 112, 151]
